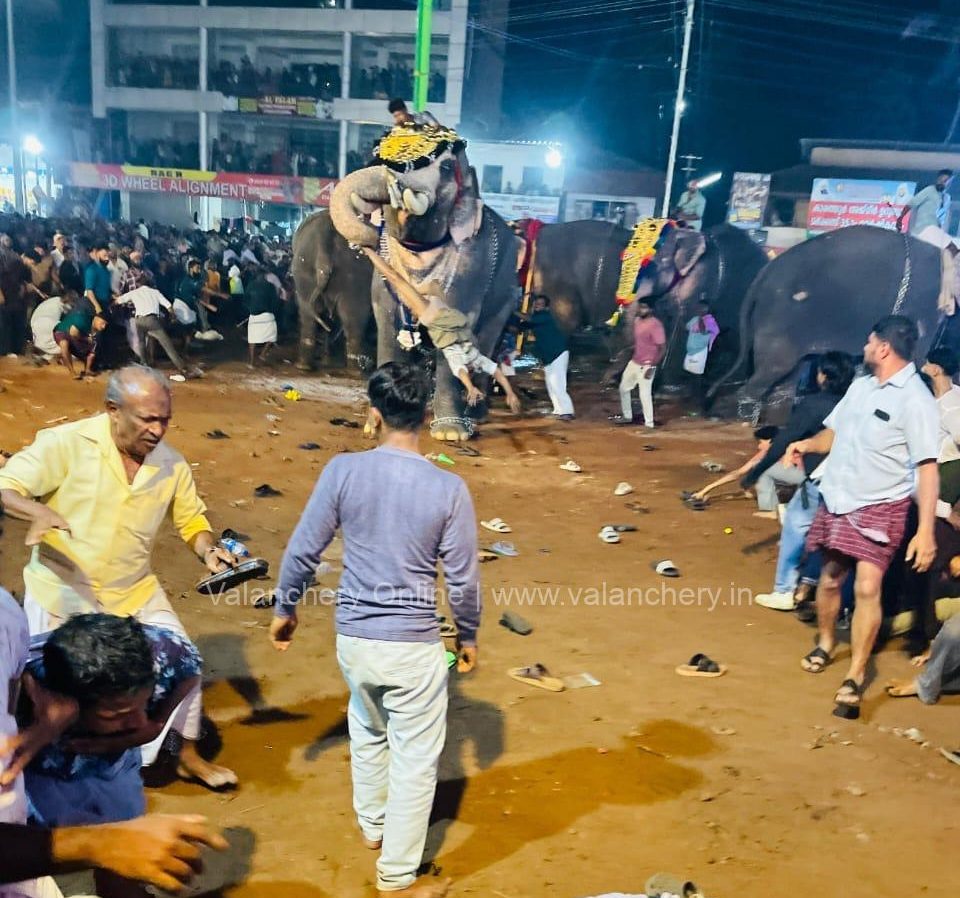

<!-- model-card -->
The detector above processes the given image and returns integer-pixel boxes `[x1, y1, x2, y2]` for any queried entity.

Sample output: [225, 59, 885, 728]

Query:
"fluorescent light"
[695, 171, 722, 188]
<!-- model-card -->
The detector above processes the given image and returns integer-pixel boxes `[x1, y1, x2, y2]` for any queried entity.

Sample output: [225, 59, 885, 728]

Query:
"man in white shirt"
[897, 169, 953, 235]
[29, 297, 66, 361]
[672, 180, 707, 231]
[118, 285, 194, 379]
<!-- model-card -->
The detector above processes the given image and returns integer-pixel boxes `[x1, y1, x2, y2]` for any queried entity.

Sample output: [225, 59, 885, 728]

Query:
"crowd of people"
[209, 58, 342, 101]
[0, 214, 297, 381]
[111, 53, 200, 90]
[352, 64, 445, 104]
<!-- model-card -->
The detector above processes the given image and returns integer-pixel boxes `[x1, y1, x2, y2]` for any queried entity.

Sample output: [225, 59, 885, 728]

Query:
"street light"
[22, 134, 43, 155]
[544, 147, 563, 169]
[694, 171, 722, 189]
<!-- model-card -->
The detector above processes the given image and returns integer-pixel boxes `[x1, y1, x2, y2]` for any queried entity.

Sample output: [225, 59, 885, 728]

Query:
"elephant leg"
[737, 349, 800, 421]
[373, 283, 402, 367]
[431, 355, 473, 442]
[340, 295, 374, 371]
[296, 285, 322, 371]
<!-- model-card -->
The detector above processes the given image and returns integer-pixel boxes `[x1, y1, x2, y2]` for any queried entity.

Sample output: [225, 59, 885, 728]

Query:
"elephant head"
[329, 124, 483, 250]
[629, 225, 707, 307]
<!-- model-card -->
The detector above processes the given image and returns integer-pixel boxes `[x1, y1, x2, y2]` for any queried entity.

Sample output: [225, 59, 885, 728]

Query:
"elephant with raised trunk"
[708, 225, 951, 421]
[328, 124, 522, 441]
[529, 220, 767, 391]
[292, 211, 374, 371]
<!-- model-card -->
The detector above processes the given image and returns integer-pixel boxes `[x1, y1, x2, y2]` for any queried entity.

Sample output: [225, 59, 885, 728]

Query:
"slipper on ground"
[560, 460, 582, 473]
[652, 559, 680, 577]
[481, 517, 512, 533]
[508, 663, 565, 692]
[675, 652, 727, 678]
[499, 611, 533, 636]
[489, 541, 519, 557]
[614, 481, 634, 496]
[599, 526, 621, 544]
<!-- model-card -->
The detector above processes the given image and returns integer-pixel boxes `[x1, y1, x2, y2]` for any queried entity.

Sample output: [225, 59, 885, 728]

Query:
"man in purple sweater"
[271, 361, 480, 898]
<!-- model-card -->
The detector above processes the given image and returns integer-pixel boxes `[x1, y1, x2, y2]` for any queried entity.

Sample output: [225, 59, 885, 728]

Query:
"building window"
[520, 166, 544, 194]
[108, 29, 199, 89]
[481, 165, 503, 194]
[350, 35, 448, 103]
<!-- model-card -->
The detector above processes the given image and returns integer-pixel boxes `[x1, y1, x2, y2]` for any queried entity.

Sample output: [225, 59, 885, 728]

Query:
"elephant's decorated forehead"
[374, 123, 466, 172]
[615, 218, 676, 304]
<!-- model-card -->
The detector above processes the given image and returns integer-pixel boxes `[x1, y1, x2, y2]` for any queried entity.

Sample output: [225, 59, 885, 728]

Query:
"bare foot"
[362, 835, 382, 851]
[177, 742, 238, 790]
[753, 510, 778, 520]
[885, 677, 919, 697]
[911, 649, 932, 667]
[378, 879, 451, 898]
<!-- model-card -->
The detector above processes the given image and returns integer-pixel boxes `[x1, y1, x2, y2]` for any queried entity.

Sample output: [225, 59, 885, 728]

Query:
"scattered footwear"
[489, 541, 519, 557]
[456, 445, 480, 457]
[196, 558, 270, 596]
[508, 663, 565, 692]
[605, 524, 638, 533]
[701, 460, 724, 473]
[609, 415, 633, 426]
[755, 591, 795, 611]
[436, 616, 458, 639]
[298, 442, 322, 450]
[330, 417, 360, 429]
[939, 747, 960, 766]
[598, 526, 621, 544]
[204, 429, 230, 440]
[652, 559, 680, 578]
[614, 481, 634, 496]
[641, 443, 658, 451]
[684, 496, 709, 511]
[560, 459, 582, 473]
[800, 645, 832, 673]
[254, 483, 283, 498]
[832, 678, 862, 720]
[478, 549, 499, 563]
[645, 872, 704, 898]
[169, 373, 186, 383]
[481, 517, 512, 533]
[499, 611, 533, 636]
[625, 500, 650, 514]
[675, 653, 727, 678]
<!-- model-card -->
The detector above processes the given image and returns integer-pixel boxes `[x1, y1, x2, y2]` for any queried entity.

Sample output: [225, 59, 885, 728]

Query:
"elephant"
[528, 220, 768, 391]
[292, 211, 375, 371]
[708, 225, 949, 422]
[327, 126, 522, 441]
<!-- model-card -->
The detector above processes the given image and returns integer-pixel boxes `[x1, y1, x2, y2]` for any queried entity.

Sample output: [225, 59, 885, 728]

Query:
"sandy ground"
[1, 353, 958, 898]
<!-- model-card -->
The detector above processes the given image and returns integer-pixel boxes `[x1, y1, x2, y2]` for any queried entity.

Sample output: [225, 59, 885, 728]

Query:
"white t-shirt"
[0, 588, 29, 826]
[30, 297, 65, 357]
[937, 384, 960, 463]
[120, 285, 172, 319]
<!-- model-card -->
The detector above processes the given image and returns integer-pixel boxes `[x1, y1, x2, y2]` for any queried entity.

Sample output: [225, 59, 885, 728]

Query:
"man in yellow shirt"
[0, 365, 238, 790]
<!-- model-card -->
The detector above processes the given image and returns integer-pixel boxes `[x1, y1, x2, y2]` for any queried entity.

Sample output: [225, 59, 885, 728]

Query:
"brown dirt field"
[1, 356, 958, 898]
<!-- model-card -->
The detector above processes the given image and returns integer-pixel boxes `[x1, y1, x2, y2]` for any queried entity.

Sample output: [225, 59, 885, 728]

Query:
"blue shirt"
[275, 446, 481, 645]
[83, 261, 112, 303]
[819, 364, 940, 515]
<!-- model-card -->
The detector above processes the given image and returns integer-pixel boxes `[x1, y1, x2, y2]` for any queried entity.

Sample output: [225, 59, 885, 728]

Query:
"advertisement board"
[228, 96, 333, 119]
[482, 193, 561, 223]
[727, 172, 771, 230]
[808, 178, 916, 233]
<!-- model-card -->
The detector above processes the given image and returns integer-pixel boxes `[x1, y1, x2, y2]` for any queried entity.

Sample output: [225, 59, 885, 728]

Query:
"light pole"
[5, 0, 25, 212]
[661, 0, 695, 217]
[413, 0, 433, 112]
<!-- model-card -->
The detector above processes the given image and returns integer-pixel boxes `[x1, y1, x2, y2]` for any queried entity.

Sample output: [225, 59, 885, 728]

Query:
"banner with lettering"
[67, 163, 336, 207]
[227, 96, 333, 119]
[807, 178, 916, 233]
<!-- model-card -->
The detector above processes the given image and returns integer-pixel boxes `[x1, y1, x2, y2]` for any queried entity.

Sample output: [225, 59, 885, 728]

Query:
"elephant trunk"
[329, 166, 392, 248]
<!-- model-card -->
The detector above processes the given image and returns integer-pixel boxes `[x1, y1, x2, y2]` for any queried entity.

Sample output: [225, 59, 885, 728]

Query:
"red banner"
[68, 163, 336, 208]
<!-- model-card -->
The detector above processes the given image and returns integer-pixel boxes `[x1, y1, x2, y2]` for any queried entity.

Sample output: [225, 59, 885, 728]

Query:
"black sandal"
[833, 678, 862, 720]
[801, 645, 832, 673]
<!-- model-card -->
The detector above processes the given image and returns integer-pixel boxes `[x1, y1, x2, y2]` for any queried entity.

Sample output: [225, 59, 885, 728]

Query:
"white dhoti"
[247, 312, 277, 345]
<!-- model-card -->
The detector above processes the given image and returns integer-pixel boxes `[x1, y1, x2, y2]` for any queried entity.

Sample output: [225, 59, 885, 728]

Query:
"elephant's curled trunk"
[329, 166, 391, 248]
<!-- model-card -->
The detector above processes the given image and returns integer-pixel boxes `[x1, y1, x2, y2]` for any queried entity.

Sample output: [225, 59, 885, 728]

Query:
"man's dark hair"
[939, 169, 954, 178]
[367, 361, 430, 432]
[92, 242, 109, 252]
[754, 425, 779, 442]
[43, 615, 155, 708]
[818, 351, 856, 396]
[871, 315, 918, 362]
[388, 98, 408, 114]
[533, 294, 551, 307]
[928, 346, 960, 377]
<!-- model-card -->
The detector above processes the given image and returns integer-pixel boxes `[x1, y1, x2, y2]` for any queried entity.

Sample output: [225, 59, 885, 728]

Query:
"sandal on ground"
[508, 663, 565, 692]
[489, 541, 519, 557]
[478, 549, 499, 563]
[599, 525, 621, 544]
[481, 517, 512, 533]
[330, 417, 360, 429]
[833, 678, 862, 720]
[645, 872, 704, 898]
[675, 652, 727, 678]
[436, 616, 458, 639]
[204, 429, 230, 440]
[684, 496, 709, 511]
[560, 459, 582, 472]
[652, 559, 680, 577]
[499, 611, 533, 636]
[605, 524, 638, 532]
[939, 747, 960, 766]
[800, 645, 832, 673]
[614, 481, 634, 496]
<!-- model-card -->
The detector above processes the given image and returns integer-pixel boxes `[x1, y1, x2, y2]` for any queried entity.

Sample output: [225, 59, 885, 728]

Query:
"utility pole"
[413, 0, 433, 113]
[661, 0, 695, 217]
[5, 0, 25, 213]
[679, 153, 701, 182]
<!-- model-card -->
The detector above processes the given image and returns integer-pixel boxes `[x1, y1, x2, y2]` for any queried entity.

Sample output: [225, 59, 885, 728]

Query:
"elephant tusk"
[403, 189, 430, 216]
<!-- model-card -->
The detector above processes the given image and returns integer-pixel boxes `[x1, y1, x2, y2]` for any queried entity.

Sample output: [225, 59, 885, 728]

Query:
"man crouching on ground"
[271, 361, 481, 897]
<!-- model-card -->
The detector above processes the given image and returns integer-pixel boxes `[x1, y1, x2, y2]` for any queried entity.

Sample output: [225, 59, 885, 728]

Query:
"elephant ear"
[673, 229, 707, 277]
[449, 157, 484, 246]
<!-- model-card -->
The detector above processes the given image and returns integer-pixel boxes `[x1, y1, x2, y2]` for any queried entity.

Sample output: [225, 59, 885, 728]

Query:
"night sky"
[5, 0, 960, 189]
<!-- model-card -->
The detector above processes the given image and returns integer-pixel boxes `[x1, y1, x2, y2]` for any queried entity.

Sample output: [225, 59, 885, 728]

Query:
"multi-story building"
[80, 0, 467, 224]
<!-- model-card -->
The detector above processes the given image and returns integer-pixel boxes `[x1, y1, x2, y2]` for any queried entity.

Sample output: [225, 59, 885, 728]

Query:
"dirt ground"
[1, 354, 958, 898]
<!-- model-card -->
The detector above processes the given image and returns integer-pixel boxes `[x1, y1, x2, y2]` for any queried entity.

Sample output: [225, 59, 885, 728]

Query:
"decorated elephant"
[529, 219, 767, 390]
[292, 211, 374, 371]
[708, 225, 951, 421]
[327, 123, 522, 441]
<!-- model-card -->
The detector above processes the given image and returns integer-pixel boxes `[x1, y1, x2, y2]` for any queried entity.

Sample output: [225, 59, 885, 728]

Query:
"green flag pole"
[414, 0, 433, 113]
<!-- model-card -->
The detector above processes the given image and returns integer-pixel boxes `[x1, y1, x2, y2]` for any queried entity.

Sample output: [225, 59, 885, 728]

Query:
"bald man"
[0, 365, 238, 790]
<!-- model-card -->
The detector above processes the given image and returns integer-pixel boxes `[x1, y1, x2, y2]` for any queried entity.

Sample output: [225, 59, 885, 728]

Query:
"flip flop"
[701, 460, 724, 473]
[499, 611, 533, 635]
[330, 417, 360, 429]
[222, 528, 250, 542]
[800, 645, 832, 674]
[490, 541, 519, 557]
[641, 444, 658, 452]
[645, 872, 704, 898]
[653, 559, 680, 577]
[204, 429, 230, 440]
[599, 526, 621, 544]
[625, 501, 650, 514]
[457, 445, 481, 457]
[560, 460, 582, 472]
[197, 558, 270, 596]
[478, 549, 499, 563]
[605, 524, 637, 533]
[614, 481, 634, 496]
[169, 374, 186, 383]
[481, 518, 512, 533]
[254, 484, 283, 498]
[298, 442, 322, 450]
[684, 496, 709, 511]
[508, 663, 565, 692]
[832, 678, 862, 720]
[436, 616, 458, 639]
[939, 747, 960, 766]
[675, 652, 727, 678]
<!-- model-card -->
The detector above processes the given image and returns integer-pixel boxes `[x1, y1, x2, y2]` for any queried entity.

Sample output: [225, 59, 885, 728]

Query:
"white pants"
[619, 361, 656, 425]
[23, 592, 202, 764]
[336, 635, 448, 892]
[544, 351, 574, 416]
